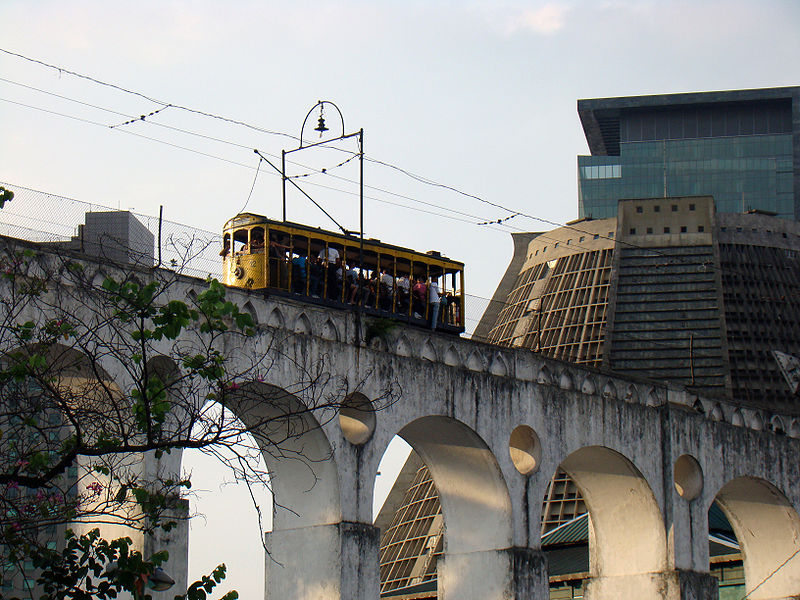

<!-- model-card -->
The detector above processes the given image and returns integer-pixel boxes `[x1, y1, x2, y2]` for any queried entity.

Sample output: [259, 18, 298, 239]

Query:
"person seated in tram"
[345, 265, 360, 304]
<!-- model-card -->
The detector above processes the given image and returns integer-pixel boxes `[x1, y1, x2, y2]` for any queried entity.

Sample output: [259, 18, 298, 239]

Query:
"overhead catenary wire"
[2, 50, 798, 293]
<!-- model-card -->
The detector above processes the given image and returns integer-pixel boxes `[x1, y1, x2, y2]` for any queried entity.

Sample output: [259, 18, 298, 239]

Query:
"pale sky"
[2, 1, 799, 597]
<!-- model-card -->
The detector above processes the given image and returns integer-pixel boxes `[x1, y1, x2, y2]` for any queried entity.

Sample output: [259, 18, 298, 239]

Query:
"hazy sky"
[2, 1, 799, 597]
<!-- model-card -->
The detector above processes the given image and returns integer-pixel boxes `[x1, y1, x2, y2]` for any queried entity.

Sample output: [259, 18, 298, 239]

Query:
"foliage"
[4, 528, 237, 600]
[0, 187, 13, 209]
[0, 230, 394, 598]
[364, 317, 400, 345]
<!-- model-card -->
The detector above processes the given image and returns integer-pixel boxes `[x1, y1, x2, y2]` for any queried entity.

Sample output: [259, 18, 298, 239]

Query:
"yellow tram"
[221, 213, 465, 333]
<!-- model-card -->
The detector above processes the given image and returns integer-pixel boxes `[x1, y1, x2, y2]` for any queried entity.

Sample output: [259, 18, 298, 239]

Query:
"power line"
[0, 47, 300, 143]
[0, 96, 508, 231]
[3, 49, 798, 291]
[741, 547, 800, 599]
[0, 76, 526, 232]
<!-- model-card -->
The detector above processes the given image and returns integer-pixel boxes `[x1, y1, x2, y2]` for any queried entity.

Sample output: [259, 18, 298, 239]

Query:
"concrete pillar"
[264, 521, 379, 600]
[438, 548, 549, 600]
[585, 568, 717, 600]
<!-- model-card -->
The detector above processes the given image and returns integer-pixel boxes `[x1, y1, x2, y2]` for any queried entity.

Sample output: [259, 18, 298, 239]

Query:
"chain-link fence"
[0, 182, 223, 280]
[0, 182, 507, 340]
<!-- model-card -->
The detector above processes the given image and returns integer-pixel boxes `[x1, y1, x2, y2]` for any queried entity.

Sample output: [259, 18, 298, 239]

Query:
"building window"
[636, 206, 643, 213]
[593, 234, 599, 240]
[608, 232, 614, 238]
[566, 239, 571, 245]
[680, 226, 687, 233]
[579, 236, 586, 242]
[736, 227, 743, 233]
[543, 247, 547, 253]
[698, 225, 705, 232]
[554, 242, 559, 248]
[720, 227, 727, 232]
[689, 203, 696, 211]
[646, 227, 653, 234]
[664, 227, 670, 233]
[581, 164, 622, 179]
[671, 205, 678, 212]
[654, 205, 660, 212]
[629, 228, 636, 235]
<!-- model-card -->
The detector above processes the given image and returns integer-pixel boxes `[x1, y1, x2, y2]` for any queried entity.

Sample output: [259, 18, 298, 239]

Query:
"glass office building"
[578, 87, 799, 220]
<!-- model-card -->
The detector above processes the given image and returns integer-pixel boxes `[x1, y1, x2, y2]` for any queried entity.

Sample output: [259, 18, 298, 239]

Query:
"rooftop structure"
[577, 86, 800, 220]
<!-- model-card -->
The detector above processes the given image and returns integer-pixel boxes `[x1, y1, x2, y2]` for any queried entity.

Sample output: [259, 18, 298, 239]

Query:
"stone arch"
[646, 387, 662, 407]
[559, 370, 574, 390]
[580, 375, 596, 395]
[242, 300, 259, 326]
[390, 416, 513, 597]
[711, 477, 800, 599]
[466, 350, 486, 372]
[421, 339, 437, 362]
[321, 318, 339, 342]
[749, 412, 764, 431]
[768, 414, 786, 435]
[731, 408, 745, 426]
[443, 345, 461, 367]
[292, 312, 312, 335]
[710, 403, 724, 422]
[790, 419, 800, 439]
[221, 381, 340, 530]
[557, 446, 669, 595]
[396, 416, 513, 550]
[489, 352, 507, 377]
[204, 381, 342, 600]
[267, 307, 285, 329]
[601, 380, 617, 400]
[537, 364, 552, 385]
[623, 384, 638, 403]
[395, 335, 412, 357]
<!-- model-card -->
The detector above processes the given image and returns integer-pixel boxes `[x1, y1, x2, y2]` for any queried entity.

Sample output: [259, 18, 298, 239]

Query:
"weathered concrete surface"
[264, 522, 380, 600]
[7, 242, 799, 600]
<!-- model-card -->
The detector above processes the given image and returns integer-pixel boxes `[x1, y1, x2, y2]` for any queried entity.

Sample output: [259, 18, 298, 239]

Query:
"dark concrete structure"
[577, 87, 800, 221]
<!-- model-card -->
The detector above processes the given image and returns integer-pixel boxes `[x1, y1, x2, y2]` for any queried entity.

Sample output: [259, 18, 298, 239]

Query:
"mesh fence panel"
[0, 182, 509, 341]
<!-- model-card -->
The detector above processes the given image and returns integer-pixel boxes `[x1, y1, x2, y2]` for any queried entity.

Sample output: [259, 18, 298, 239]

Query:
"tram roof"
[224, 213, 464, 267]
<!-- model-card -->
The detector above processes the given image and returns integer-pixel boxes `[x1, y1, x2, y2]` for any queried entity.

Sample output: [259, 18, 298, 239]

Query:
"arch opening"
[711, 477, 800, 599]
[372, 417, 512, 599]
[541, 446, 668, 597]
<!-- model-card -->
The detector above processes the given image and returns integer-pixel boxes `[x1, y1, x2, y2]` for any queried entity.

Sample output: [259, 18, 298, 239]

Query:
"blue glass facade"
[579, 134, 793, 219]
[577, 88, 799, 220]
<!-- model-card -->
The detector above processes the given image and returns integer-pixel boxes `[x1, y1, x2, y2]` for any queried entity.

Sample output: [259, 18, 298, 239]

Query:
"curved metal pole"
[299, 100, 346, 148]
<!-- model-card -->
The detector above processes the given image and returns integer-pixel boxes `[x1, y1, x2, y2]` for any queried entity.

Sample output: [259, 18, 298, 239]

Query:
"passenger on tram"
[309, 255, 323, 297]
[428, 277, 445, 330]
[379, 268, 394, 311]
[396, 273, 410, 314]
[412, 278, 427, 318]
[345, 265, 360, 304]
[292, 254, 307, 294]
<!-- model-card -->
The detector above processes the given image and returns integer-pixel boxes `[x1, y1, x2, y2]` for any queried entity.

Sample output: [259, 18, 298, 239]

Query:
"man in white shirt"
[428, 277, 442, 330]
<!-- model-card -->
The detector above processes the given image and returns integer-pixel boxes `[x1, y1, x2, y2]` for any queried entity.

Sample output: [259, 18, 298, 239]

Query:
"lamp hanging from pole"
[314, 105, 329, 135]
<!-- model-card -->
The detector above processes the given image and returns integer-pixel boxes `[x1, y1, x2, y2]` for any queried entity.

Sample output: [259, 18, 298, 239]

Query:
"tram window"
[251, 227, 265, 253]
[220, 234, 231, 257]
[291, 235, 310, 295]
[233, 229, 248, 253]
